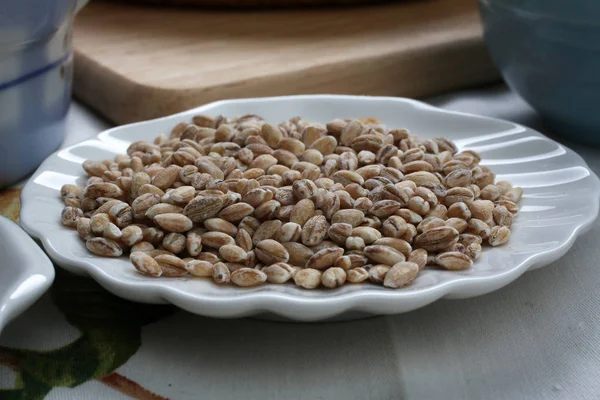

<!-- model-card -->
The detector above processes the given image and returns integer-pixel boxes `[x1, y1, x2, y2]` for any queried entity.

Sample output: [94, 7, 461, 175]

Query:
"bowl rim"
[479, 0, 600, 27]
[0, 216, 55, 333]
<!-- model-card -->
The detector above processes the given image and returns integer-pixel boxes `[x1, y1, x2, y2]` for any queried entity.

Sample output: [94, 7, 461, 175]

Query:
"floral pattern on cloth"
[0, 189, 176, 399]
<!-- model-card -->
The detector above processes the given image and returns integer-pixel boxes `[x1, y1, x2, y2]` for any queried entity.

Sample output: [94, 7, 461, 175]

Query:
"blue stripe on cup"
[0, 52, 71, 92]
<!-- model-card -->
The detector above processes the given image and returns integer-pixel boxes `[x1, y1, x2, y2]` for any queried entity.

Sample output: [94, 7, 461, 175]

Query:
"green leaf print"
[0, 269, 177, 397]
[19, 336, 102, 387]
[0, 371, 53, 400]
[51, 269, 176, 331]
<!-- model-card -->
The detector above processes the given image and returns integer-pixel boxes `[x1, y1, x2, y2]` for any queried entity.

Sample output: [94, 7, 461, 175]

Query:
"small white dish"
[0, 216, 54, 334]
[19, 95, 600, 321]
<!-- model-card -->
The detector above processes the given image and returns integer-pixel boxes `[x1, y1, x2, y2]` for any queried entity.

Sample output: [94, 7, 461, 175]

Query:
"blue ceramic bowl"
[0, 0, 86, 188]
[479, 0, 600, 144]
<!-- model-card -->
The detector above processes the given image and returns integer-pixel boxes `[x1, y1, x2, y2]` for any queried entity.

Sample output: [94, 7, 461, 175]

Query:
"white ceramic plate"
[0, 216, 54, 334]
[20, 96, 600, 321]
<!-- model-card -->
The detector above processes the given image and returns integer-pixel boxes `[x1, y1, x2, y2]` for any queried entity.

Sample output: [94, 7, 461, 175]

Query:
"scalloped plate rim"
[19, 95, 600, 321]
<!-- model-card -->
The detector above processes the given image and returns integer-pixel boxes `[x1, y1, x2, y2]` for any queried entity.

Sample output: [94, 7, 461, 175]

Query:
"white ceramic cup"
[0, 0, 87, 188]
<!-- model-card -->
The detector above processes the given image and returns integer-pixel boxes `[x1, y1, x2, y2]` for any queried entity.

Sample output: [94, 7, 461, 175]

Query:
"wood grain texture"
[73, 0, 499, 124]
[0, 188, 21, 222]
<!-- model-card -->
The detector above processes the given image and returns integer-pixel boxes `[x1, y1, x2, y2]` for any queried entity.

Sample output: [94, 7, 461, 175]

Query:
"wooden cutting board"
[73, 0, 499, 125]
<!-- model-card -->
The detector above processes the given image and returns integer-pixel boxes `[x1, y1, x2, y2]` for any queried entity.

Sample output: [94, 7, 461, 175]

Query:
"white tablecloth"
[1, 86, 599, 400]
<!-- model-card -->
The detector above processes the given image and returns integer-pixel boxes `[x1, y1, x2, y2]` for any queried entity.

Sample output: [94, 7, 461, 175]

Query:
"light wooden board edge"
[73, 35, 500, 125]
